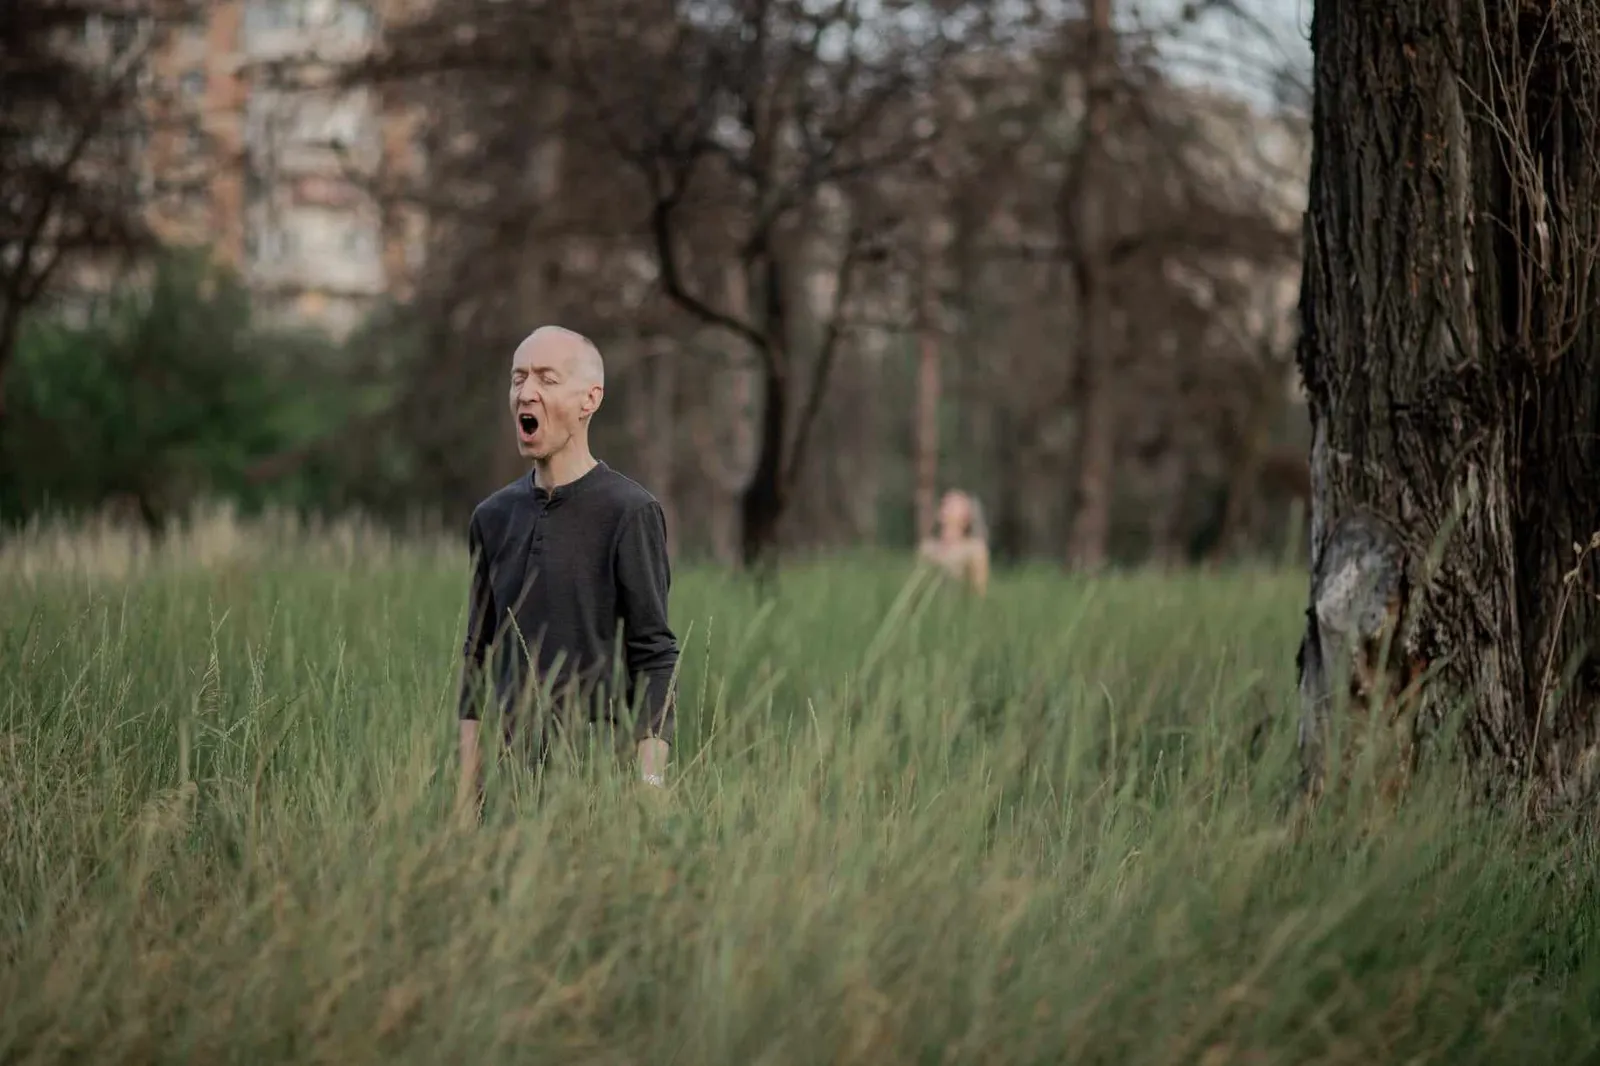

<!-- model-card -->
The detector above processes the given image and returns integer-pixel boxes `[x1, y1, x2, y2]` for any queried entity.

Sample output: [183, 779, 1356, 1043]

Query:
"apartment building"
[128, 0, 424, 336]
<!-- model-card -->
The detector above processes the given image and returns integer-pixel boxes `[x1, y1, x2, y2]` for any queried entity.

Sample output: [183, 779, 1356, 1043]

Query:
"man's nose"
[516, 380, 540, 405]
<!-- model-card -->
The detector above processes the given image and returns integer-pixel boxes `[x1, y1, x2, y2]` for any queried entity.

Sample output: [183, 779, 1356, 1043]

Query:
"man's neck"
[533, 446, 598, 491]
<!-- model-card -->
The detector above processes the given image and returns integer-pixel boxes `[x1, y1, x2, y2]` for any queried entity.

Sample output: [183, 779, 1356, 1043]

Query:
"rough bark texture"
[1297, 0, 1600, 810]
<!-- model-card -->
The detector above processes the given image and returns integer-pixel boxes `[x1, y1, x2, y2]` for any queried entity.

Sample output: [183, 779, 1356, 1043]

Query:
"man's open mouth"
[518, 413, 539, 435]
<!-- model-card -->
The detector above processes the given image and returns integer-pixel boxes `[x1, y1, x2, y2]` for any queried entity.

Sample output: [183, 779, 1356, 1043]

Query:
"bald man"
[456, 326, 678, 815]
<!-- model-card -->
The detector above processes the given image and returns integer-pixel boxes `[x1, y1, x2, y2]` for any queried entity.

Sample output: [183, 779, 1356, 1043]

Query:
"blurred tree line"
[0, 251, 422, 525]
[1, 0, 1315, 569]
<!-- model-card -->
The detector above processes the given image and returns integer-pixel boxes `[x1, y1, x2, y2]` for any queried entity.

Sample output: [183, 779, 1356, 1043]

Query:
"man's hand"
[637, 737, 669, 788]
[457, 719, 484, 825]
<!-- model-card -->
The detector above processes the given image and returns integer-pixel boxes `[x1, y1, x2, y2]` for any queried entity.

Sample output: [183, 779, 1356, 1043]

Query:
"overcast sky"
[1144, 0, 1314, 109]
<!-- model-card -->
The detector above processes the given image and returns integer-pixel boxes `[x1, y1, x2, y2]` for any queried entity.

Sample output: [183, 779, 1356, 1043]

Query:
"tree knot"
[1298, 510, 1430, 805]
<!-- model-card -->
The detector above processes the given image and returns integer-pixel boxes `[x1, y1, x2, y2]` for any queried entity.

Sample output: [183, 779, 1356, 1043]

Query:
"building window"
[244, 1, 275, 34]
[341, 2, 374, 36]
[342, 226, 375, 257]
[251, 225, 296, 262]
[241, 0, 375, 37]
[302, 0, 335, 27]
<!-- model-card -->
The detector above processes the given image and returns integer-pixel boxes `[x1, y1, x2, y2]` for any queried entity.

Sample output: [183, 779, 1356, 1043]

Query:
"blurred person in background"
[455, 326, 678, 822]
[918, 488, 991, 597]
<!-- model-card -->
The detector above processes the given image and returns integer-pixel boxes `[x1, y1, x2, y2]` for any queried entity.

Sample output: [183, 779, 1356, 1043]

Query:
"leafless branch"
[783, 221, 870, 488]
[650, 196, 771, 358]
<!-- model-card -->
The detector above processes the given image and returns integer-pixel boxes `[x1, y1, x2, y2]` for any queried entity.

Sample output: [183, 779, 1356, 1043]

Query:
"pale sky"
[815, 0, 1316, 113]
[1144, 0, 1314, 111]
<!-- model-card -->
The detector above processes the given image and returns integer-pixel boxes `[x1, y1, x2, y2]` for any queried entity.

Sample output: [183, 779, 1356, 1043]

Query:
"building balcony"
[240, 0, 377, 63]
[245, 202, 387, 297]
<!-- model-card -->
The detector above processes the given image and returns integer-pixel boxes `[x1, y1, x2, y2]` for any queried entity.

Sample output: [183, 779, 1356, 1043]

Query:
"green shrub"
[0, 250, 357, 526]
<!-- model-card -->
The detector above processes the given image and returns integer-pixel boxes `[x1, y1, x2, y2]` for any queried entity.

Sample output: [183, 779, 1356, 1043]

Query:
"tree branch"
[782, 220, 868, 488]
[650, 196, 769, 358]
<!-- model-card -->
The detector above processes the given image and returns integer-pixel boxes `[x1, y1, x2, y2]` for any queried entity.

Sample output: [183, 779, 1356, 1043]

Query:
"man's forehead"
[512, 326, 604, 384]
[512, 345, 574, 372]
[512, 331, 583, 370]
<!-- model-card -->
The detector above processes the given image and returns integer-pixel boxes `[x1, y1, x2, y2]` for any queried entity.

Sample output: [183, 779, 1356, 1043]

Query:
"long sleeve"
[612, 501, 680, 744]
[457, 514, 496, 722]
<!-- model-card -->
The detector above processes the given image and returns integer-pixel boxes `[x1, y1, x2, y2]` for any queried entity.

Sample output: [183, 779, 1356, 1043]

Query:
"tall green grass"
[2, 516, 1597, 1064]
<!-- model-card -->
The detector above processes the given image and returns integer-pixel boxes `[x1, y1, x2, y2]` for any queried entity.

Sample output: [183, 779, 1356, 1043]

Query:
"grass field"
[2, 513, 1598, 1064]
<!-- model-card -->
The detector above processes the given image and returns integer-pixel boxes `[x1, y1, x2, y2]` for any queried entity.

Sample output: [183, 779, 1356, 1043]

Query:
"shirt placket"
[528, 494, 550, 567]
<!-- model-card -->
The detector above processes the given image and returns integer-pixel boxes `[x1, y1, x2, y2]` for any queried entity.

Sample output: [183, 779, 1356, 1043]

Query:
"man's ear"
[580, 384, 604, 422]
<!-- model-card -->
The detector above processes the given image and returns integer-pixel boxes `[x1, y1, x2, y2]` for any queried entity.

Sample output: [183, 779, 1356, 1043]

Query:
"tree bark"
[915, 323, 941, 541]
[1208, 363, 1287, 565]
[629, 338, 679, 559]
[732, 243, 792, 574]
[0, 297, 20, 454]
[1145, 437, 1188, 569]
[914, 194, 945, 541]
[693, 266, 758, 567]
[1064, 0, 1117, 572]
[0, 302, 17, 506]
[648, 343, 678, 559]
[1296, 0, 1600, 811]
[0, 299, 21, 416]
[705, 356, 750, 566]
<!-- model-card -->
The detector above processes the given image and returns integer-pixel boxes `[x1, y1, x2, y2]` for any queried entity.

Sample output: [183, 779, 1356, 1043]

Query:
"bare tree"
[335, 0, 1315, 566]
[913, 211, 944, 543]
[1295, 0, 1600, 811]
[1059, 0, 1118, 571]
[334, 3, 658, 517]
[0, 0, 192, 418]
[927, 4, 1300, 564]
[554, 0, 969, 569]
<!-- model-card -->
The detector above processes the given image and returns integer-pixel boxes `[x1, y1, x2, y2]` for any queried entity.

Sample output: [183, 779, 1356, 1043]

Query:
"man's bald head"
[519, 325, 605, 390]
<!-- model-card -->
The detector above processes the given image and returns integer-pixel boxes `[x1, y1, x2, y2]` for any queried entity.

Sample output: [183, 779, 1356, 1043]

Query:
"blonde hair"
[965, 494, 988, 544]
[941, 489, 987, 543]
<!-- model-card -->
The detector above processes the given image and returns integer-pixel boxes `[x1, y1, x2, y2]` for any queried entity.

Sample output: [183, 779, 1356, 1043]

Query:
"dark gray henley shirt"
[456, 461, 679, 747]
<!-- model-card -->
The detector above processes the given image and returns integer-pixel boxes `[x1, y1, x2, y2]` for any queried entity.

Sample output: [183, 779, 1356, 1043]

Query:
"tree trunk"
[1145, 438, 1188, 569]
[849, 334, 884, 545]
[0, 298, 20, 415]
[701, 266, 758, 566]
[739, 356, 788, 573]
[914, 209, 945, 541]
[0, 300, 19, 495]
[1208, 370, 1283, 566]
[914, 324, 941, 541]
[992, 405, 1023, 561]
[649, 345, 678, 559]
[1064, 0, 1116, 572]
[703, 354, 751, 567]
[1296, 0, 1600, 811]
[631, 339, 678, 559]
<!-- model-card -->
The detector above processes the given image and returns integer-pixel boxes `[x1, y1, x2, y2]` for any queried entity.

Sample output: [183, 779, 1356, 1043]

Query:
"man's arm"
[457, 514, 495, 819]
[458, 719, 482, 822]
[614, 501, 679, 783]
